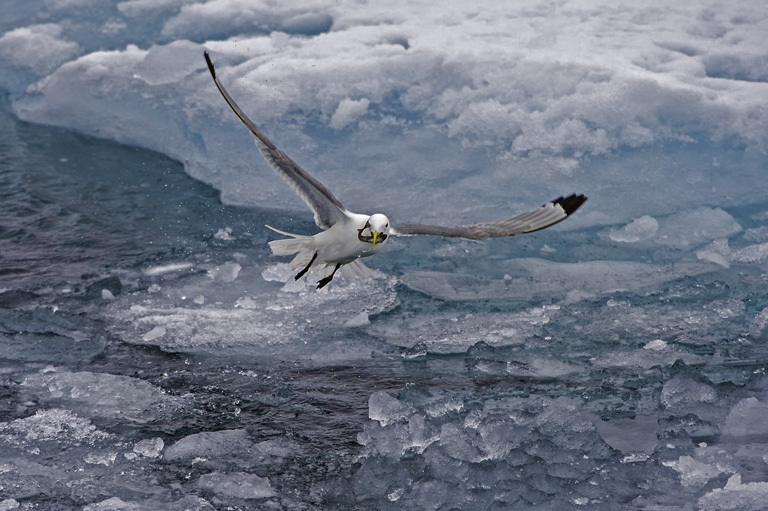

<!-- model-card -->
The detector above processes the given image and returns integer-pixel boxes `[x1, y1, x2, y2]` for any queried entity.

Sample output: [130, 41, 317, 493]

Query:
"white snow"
[0, 24, 79, 75]
[1, 0, 766, 224]
[329, 97, 371, 130]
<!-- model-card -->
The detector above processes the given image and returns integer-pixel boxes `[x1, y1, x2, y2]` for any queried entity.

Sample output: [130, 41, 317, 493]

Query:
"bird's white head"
[363, 213, 390, 249]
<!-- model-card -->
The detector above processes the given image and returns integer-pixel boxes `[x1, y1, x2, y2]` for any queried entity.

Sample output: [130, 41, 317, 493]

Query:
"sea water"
[3, 98, 768, 511]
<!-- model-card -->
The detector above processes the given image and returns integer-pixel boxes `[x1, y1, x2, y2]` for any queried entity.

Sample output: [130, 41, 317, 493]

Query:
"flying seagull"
[204, 52, 586, 289]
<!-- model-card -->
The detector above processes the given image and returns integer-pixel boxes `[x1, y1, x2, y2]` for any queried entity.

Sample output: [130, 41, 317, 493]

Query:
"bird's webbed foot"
[316, 263, 342, 289]
[295, 252, 318, 281]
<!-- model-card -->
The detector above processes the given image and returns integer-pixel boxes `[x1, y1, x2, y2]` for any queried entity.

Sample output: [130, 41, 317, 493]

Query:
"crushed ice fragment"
[344, 312, 369, 327]
[666, 455, 724, 487]
[84, 451, 117, 466]
[233, 297, 258, 309]
[723, 397, 768, 438]
[0, 499, 19, 511]
[643, 339, 668, 350]
[142, 326, 166, 342]
[609, 215, 659, 242]
[197, 471, 276, 500]
[620, 453, 650, 463]
[699, 473, 768, 511]
[0, 409, 109, 445]
[368, 391, 414, 426]
[749, 307, 768, 341]
[402, 341, 428, 359]
[164, 429, 255, 462]
[134, 437, 164, 458]
[214, 227, 235, 241]
[207, 262, 241, 282]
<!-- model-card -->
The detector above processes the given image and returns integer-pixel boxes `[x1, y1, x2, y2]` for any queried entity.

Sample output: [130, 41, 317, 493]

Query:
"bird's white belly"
[313, 222, 381, 264]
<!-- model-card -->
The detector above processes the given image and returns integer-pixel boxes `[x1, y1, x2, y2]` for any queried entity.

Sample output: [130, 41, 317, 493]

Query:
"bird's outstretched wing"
[204, 51, 348, 229]
[391, 194, 587, 240]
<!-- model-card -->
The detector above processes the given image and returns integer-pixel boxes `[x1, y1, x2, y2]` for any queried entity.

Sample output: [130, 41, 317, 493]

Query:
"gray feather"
[204, 52, 348, 229]
[391, 194, 587, 240]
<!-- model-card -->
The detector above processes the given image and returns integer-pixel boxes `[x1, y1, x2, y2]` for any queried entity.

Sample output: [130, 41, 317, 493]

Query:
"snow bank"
[1, 0, 767, 225]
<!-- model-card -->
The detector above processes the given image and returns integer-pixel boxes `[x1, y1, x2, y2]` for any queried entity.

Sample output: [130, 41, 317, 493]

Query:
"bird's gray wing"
[391, 194, 587, 240]
[204, 52, 348, 229]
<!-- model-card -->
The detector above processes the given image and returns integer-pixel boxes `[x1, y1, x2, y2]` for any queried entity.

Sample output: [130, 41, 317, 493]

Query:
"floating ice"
[609, 215, 659, 243]
[699, 474, 768, 511]
[664, 455, 725, 487]
[402, 259, 717, 302]
[207, 261, 241, 282]
[164, 429, 255, 463]
[0, 499, 19, 511]
[592, 414, 658, 455]
[661, 373, 716, 409]
[0, 409, 109, 446]
[644, 339, 668, 351]
[197, 471, 276, 500]
[698, 239, 768, 268]
[83, 496, 214, 511]
[133, 438, 164, 458]
[142, 325, 166, 342]
[213, 227, 235, 241]
[20, 369, 187, 423]
[370, 306, 554, 352]
[106, 264, 398, 358]
[655, 208, 741, 249]
[352, 392, 617, 508]
[722, 398, 768, 439]
[750, 307, 768, 341]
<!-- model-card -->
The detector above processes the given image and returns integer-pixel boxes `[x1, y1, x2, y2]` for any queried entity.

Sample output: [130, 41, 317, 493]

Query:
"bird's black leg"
[316, 263, 342, 289]
[295, 252, 318, 281]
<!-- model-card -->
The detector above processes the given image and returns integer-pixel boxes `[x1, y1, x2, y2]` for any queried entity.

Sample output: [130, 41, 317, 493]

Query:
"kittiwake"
[204, 52, 587, 289]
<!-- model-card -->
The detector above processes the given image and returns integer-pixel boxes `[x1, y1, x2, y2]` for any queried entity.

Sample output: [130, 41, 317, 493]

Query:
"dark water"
[3, 100, 768, 510]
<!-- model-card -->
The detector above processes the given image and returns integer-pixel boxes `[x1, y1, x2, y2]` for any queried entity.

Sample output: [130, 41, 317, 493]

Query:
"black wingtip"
[203, 51, 216, 80]
[553, 193, 587, 216]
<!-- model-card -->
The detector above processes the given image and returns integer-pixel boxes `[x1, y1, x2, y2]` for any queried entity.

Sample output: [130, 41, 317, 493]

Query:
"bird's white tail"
[265, 225, 315, 269]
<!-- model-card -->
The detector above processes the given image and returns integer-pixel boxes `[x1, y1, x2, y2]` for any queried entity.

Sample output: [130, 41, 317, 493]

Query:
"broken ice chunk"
[133, 437, 164, 458]
[197, 471, 276, 500]
[207, 262, 241, 282]
[609, 215, 659, 242]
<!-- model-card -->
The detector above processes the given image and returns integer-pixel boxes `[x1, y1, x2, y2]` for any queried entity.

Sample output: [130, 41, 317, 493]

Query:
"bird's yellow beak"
[372, 231, 381, 249]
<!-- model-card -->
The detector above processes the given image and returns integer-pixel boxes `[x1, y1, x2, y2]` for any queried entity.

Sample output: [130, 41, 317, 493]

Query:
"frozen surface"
[2, 1, 768, 510]
[1, 0, 767, 223]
